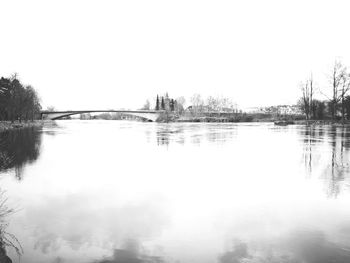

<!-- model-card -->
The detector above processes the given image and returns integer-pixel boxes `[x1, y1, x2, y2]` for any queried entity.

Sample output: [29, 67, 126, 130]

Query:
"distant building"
[243, 105, 302, 115]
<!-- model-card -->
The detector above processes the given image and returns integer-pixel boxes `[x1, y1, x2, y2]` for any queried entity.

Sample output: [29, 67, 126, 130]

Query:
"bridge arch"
[41, 110, 162, 122]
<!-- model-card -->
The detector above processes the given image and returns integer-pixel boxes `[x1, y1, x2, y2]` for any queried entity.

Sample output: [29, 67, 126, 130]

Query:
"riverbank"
[293, 120, 350, 125]
[176, 117, 252, 122]
[0, 120, 46, 132]
[175, 116, 350, 125]
[174, 113, 303, 123]
[175, 115, 293, 123]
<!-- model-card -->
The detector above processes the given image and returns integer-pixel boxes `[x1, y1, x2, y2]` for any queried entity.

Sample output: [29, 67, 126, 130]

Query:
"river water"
[1, 121, 350, 263]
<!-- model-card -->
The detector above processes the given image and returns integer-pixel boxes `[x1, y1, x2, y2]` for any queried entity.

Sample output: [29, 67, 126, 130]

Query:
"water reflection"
[323, 126, 350, 198]
[24, 194, 169, 255]
[0, 127, 42, 179]
[94, 239, 165, 263]
[219, 240, 248, 263]
[219, 228, 350, 263]
[156, 125, 186, 146]
[155, 123, 237, 146]
[3, 121, 350, 263]
[299, 125, 350, 197]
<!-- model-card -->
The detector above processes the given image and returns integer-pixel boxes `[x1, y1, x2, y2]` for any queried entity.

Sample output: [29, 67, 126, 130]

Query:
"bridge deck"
[41, 110, 160, 114]
[40, 110, 163, 121]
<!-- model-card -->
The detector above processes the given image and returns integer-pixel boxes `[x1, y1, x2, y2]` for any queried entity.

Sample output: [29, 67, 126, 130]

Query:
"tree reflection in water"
[156, 125, 184, 146]
[155, 124, 237, 146]
[0, 127, 42, 179]
[299, 125, 350, 198]
[322, 126, 350, 198]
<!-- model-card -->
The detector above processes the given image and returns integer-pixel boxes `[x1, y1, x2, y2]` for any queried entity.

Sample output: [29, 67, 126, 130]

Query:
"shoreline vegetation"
[0, 190, 23, 262]
[2, 117, 349, 134]
[0, 120, 44, 132]
[174, 116, 350, 125]
[3, 58, 350, 133]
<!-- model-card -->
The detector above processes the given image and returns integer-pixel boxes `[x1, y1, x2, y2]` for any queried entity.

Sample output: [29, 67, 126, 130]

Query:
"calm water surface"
[1, 121, 350, 263]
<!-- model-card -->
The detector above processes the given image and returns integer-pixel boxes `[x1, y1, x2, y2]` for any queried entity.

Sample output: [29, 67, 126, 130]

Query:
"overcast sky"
[1, 0, 350, 110]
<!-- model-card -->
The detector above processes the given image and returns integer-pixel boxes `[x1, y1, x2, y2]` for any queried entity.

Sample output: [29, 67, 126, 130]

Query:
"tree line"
[0, 74, 41, 122]
[142, 93, 238, 116]
[155, 94, 177, 111]
[141, 93, 186, 114]
[299, 60, 350, 121]
[189, 93, 238, 116]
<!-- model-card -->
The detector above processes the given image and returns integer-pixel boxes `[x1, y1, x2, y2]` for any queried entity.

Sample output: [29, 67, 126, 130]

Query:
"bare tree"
[175, 96, 186, 114]
[190, 93, 204, 116]
[300, 74, 314, 120]
[339, 72, 350, 121]
[206, 96, 217, 112]
[330, 60, 346, 120]
[309, 74, 314, 118]
[218, 96, 233, 112]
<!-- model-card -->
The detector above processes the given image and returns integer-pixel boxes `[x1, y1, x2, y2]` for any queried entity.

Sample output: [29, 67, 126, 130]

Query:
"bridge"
[40, 110, 163, 122]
